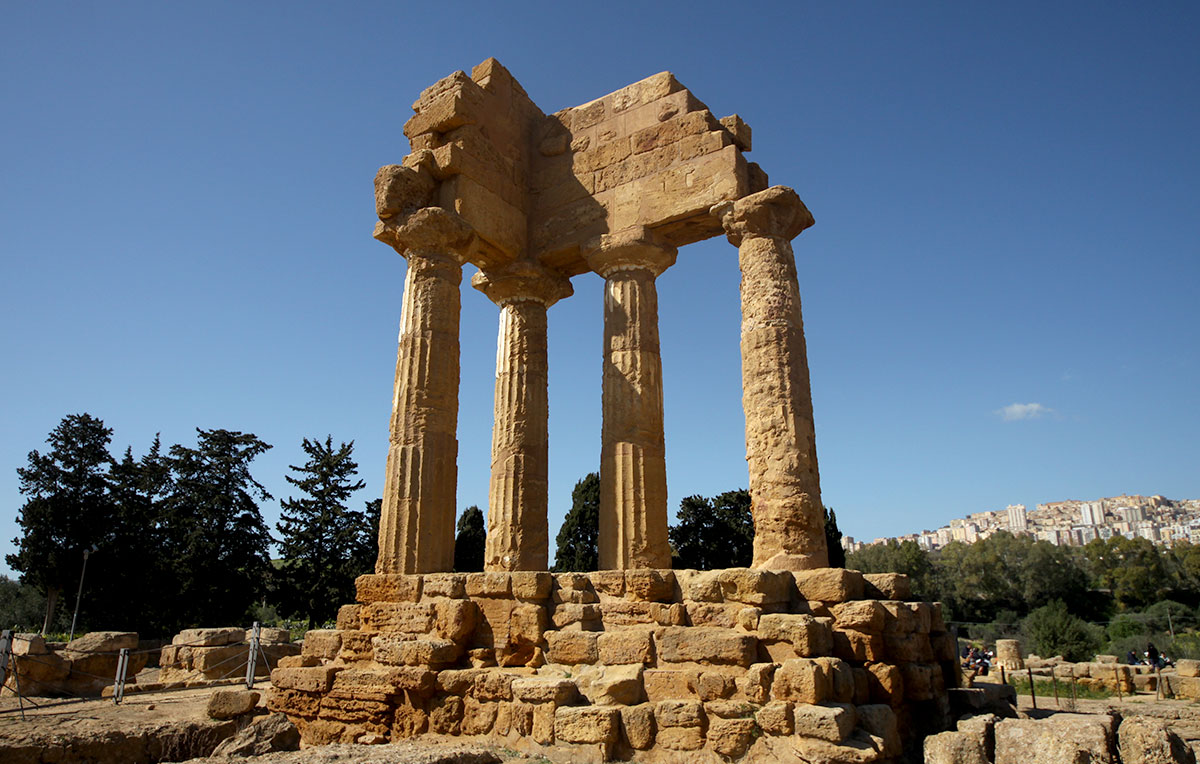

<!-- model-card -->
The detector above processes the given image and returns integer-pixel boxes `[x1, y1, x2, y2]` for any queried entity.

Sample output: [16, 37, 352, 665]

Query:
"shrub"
[1023, 601, 1104, 662]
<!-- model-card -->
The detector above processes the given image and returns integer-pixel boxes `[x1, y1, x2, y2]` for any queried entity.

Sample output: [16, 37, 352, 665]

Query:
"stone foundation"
[267, 568, 957, 761]
[159, 627, 299, 685]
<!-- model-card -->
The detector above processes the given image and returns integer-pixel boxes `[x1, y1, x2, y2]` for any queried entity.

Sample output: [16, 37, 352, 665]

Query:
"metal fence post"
[113, 647, 130, 705]
[245, 622, 261, 689]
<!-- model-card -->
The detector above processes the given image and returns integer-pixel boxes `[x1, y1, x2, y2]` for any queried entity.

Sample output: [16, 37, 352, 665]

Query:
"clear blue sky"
[3, 2, 1198, 575]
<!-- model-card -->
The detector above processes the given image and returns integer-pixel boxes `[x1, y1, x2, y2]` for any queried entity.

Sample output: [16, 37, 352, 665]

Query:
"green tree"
[825, 507, 845, 568]
[1083, 536, 1170, 609]
[0, 575, 47, 631]
[158, 429, 274, 632]
[670, 490, 754, 570]
[847, 539, 938, 602]
[275, 437, 371, 628]
[454, 506, 486, 573]
[7, 414, 115, 634]
[552, 473, 600, 572]
[1023, 600, 1103, 662]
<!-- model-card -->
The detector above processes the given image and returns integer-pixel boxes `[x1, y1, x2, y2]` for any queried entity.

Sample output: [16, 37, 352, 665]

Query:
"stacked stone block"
[159, 627, 298, 685]
[267, 568, 955, 761]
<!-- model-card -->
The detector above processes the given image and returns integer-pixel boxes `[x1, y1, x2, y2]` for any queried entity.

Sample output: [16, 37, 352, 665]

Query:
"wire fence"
[0, 623, 285, 720]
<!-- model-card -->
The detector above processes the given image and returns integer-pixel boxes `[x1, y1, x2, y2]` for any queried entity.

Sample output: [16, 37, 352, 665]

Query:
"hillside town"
[843, 494, 1200, 554]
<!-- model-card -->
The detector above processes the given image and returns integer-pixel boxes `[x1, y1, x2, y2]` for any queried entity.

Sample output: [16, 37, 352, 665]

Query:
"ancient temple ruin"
[268, 59, 958, 762]
[373, 58, 827, 576]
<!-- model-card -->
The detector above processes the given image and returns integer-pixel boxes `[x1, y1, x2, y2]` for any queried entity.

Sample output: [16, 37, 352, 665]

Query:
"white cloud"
[996, 402, 1054, 422]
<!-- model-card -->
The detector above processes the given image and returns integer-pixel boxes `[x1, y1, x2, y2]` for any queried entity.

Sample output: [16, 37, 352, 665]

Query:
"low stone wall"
[159, 627, 298, 685]
[4, 631, 149, 697]
[267, 567, 958, 762]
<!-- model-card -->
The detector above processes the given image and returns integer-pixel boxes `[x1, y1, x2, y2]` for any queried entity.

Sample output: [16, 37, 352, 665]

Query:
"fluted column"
[472, 262, 573, 571]
[584, 227, 677, 570]
[373, 207, 474, 574]
[713, 186, 828, 570]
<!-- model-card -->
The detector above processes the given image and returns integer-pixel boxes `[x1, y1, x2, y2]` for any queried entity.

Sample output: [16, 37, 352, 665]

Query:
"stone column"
[373, 207, 474, 574]
[472, 262, 573, 571]
[713, 186, 828, 570]
[584, 227, 677, 570]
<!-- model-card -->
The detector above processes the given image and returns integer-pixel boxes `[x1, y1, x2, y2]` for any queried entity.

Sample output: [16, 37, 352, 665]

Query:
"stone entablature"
[268, 568, 958, 761]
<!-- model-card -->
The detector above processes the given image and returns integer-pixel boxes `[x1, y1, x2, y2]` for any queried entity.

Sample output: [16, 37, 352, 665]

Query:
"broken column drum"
[370, 58, 827, 575]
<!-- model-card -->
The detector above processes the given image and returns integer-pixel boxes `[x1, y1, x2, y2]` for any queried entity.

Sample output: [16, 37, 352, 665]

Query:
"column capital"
[374, 206, 475, 264]
[711, 185, 814, 247]
[471, 260, 574, 308]
[583, 226, 678, 279]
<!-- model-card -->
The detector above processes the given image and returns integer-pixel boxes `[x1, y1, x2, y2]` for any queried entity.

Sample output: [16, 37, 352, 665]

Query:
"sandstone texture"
[267, 568, 955, 762]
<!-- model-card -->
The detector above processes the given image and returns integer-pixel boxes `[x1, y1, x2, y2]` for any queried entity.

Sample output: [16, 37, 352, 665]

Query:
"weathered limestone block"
[773, 658, 830, 704]
[833, 629, 885, 662]
[545, 630, 599, 665]
[858, 703, 901, 757]
[551, 603, 602, 630]
[278, 655, 320, 669]
[474, 669, 517, 701]
[67, 631, 139, 652]
[656, 699, 705, 728]
[373, 636, 458, 667]
[862, 573, 911, 600]
[393, 704, 428, 738]
[589, 570, 626, 598]
[207, 689, 261, 720]
[597, 628, 654, 665]
[423, 572, 467, 599]
[625, 569, 676, 601]
[794, 702, 856, 743]
[271, 666, 341, 694]
[866, 663, 904, 706]
[686, 602, 741, 628]
[466, 572, 513, 598]
[717, 568, 791, 605]
[885, 633, 933, 663]
[994, 714, 1115, 764]
[697, 672, 736, 701]
[643, 668, 700, 701]
[793, 568, 864, 603]
[680, 570, 723, 602]
[654, 626, 756, 666]
[1176, 659, 1200, 678]
[708, 717, 756, 758]
[336, 605, 362, 630]
[1118, 715, 1195, 764]
[925, 730, 990, 764]
[757, 700, 793, 735]
[831, 600, 886, 632]
[430, 695, 464, 735]
[434, 599, 477, 642]
[554, 706, 620, 747]
[575, 663, 645, 705]
[174, 628, 244, 647]
[338, 631, 375, 663]
[512, 677, 577, 705]
[599, 601, 677, 627]
[713, 185, 825, 571]
[356, 573, 422, 603]
[816, 657, 856, 703]
[621, 704, 656, 749]
[758, 613, 833, 657]
[511, 571, 553, 599]
[658, 726, 705, 751]
[738, 663, 776, 704]
[359, 602, 436, 633]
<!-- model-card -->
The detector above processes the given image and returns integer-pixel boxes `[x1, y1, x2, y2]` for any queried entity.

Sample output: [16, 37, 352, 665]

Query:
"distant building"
[1080, 502, 1101, 526]
[1007, 504, 1028, 532]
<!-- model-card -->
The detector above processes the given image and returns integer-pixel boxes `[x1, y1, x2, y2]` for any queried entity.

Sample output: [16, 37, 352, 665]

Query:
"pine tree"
[275, 437, 369, 628]
[453, 506, 486, 573]
[825, 506, 846, 568]
[159, 428, 274, 631]
[669, 489, 754, 570]
[552, 473, 600, 572]
[7, 414, 115, 633]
